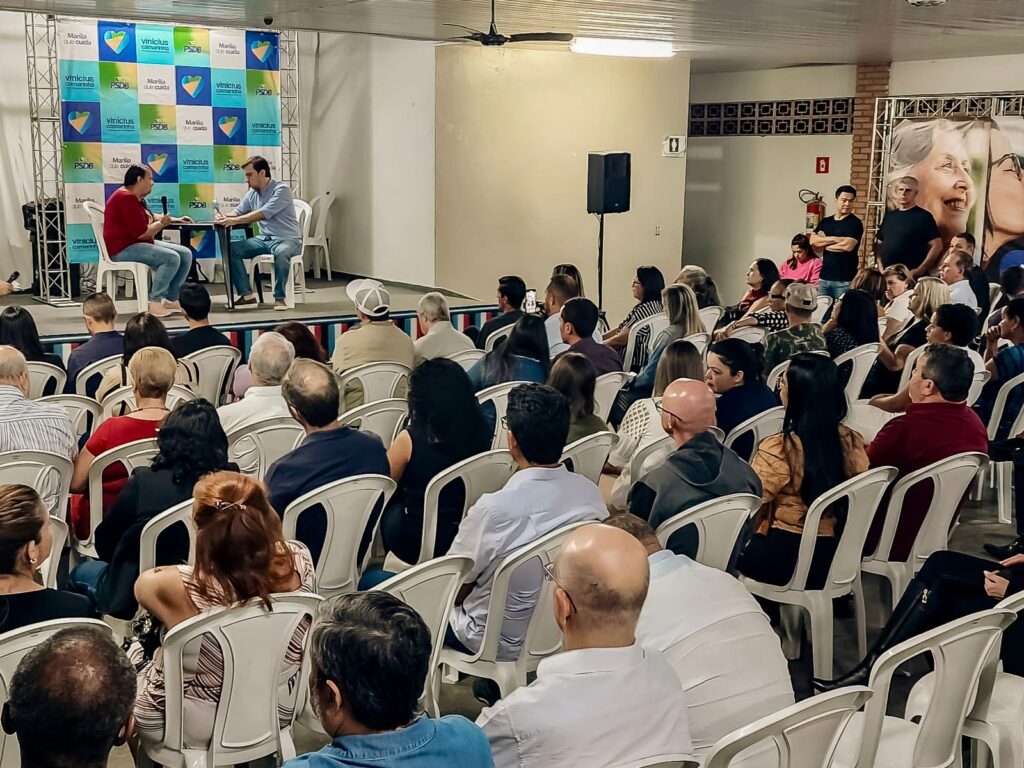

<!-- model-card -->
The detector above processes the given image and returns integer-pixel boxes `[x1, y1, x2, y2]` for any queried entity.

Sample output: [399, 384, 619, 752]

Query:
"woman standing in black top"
[381, 359, 491, 565]
[0, 484, 91, 632]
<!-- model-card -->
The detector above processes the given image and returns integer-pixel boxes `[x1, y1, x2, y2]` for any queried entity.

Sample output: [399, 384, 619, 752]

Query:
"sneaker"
[161, 299, 183, 314]
[472, 678, 501, 707]
[983, 538, 1024, 560]
[147, 301, 172, 318]
[274, 300, 288, 311]
[233, 295, 259, 309]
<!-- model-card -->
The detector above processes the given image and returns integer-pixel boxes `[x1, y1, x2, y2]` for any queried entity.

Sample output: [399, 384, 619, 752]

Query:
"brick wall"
[850, 63, 890, 264]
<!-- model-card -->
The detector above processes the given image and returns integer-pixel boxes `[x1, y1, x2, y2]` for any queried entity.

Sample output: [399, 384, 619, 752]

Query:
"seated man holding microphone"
[215, 155, 303, 311]
[103, 164, 194, 318]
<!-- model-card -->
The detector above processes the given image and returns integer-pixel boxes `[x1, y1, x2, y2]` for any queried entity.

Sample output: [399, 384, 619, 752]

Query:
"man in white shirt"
[605, 513, 794, 767]
[478, 523, 691, 768]
[447, 384, 607, 663]
[413, 292, 474, 365]
[940, 248, 979, 310]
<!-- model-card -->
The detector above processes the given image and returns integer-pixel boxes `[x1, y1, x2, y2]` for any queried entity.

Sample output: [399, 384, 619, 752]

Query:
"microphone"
[160, 196, 168, 216]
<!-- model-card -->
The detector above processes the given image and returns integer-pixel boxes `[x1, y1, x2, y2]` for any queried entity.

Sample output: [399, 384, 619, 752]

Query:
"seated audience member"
[477, 275, 527, 350]
[606, 341, 705, 511]
[861, 276, 950, 397]
[477, 524, 691, 767]
[447, 384, 607, 662]
[558, 297, 622, 376]
[849, 267, 888, 316]
[468, 315, 549, 392]
[171, 282, 231, 357]
[629, 378, 761, 556]
[102, 164, 193, 318]
[609, 283, 703, 425]
[551, 263, 586, 298]
[0, 306, 64, 395]
[882, 264, 916, 340]
[716, 279, 793, 339]
[3, 626, 135, 768]
[0, 347, 76, 513]
[723, 259, 780, 324]
[134, 471, 316, 748]
[779, 233, 822, 283]
[69, 347, 174, 540]
[0, 484, 91, 632]
[67, 400, 237, 619]
[737, 354, 868, 589]
[705, 339, 777, 439]
[381, 359, 491, 565]
[414, 291, 474, 365]
[64, 292, 124, 395]
[543, 274, 583, 357]
[95, 311, 192, 402]
[331, 279, 414, 411]
[233, 321, 325, 398]
[977, 298, 1024, 440]
[607, 514, 794, 765]
[861, 345, 987, 563]
[987, 265, 1024, 329]
[950, 232, 991, 317]
[822, 289, 881, 390]
[677, 267, 722, 309]
[603, 266, 667, 372]
[283, 592, 493, 767]
[547, 353, 608, 444]
[762, 282, 827, 375]
[940, 247, 979, 310]
[266, 359, 390, 564]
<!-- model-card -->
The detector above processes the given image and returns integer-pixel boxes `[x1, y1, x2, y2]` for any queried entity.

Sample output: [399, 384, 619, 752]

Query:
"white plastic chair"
[282, 474, 396, 597]
[226, 416, 305, 479]
[708, 425, 726, 443]
[699, 306, 724, 335]
[730, 326, 766, 345]
[0, 618, 114, 768]
[723, 406, 786, 462]
[38, 394, 102, 442]
[99, 383, 196, 422]
[84, 200, 148, 311]
[41, 516, 67, 590]
[741, 465, 899, 679]
[73, 353, 121, 397]
[811, 295, 834, 324]
[861, 452, 987, 621]
[337, 362, 411, 413]
[182, 346, 241, 407]
[843, 400, 899, 444]
[834, 343, 881, 403]
[477, 380, 530, 449]
[613, 756, 698, 768]
[338, 398, 408, 449]
[483, 324, 513, 353]
[243, 199, 313, 309]
[0, 451, 73, 519]
[305, 190, 334, 280]
[136, 593, 321, 768]
[595, 371, 631, 421]
[654, 493, 761, 572]
[895, 345, 927, 392]
[683, 332, 711, 359]
[560, 431, 617, 485]
[969, 369, 992, 407]
[25, 361, 66, 399]
[439, 521, 588, 698]
[373, 555, 474, 717]
[623, 313, 670, 373]
[765, 359, 791, 391]
[830, 609, 1017, 768]
[983, 370, 1024, 525]
[703, 686, 873, 768]
[629, 435, 676, 486]
[447, 348, 485, 372]
[139, 498, 196, 575]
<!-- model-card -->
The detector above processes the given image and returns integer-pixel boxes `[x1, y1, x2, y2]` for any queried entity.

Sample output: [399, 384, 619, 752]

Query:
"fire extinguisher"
[800, 189, 826, 231]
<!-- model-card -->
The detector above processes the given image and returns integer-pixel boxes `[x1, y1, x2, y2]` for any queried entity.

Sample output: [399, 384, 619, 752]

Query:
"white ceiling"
[3, 0, 1024, 72]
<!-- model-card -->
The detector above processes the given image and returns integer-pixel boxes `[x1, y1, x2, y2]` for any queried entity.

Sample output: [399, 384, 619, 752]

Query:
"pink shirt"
[779, 257, 822, 284]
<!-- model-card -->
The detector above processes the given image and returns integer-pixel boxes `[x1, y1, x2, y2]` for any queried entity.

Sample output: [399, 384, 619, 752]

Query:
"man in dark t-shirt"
[875, 176, 943, 277]
[811, 184, 864, 302]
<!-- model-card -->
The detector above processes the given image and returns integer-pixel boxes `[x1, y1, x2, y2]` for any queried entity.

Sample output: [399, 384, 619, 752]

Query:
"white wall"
[891, 54, 1024, 96]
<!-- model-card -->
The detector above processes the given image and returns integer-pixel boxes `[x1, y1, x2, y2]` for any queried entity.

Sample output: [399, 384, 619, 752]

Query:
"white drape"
[0, 12, 35, 280]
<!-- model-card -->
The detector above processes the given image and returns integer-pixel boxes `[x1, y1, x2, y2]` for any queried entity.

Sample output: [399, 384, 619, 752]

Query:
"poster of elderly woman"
[983, 117, 1024, 280]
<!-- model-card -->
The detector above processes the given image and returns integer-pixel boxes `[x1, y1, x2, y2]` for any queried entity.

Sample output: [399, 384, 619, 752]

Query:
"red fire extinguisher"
[800, 189, 826, 231]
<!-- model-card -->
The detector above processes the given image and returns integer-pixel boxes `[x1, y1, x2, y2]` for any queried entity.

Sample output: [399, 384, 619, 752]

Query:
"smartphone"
[525, 289, 537, 314]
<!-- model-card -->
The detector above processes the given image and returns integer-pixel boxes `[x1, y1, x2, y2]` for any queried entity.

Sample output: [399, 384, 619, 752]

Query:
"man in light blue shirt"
[282, 592, 492, 768]
[216, 155, 303, 310]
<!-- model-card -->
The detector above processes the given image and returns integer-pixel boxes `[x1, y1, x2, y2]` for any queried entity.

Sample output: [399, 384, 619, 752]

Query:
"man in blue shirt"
[64, 292, 124, 395]
[283, 592, 492, 768]
[216, 155, 303, 310]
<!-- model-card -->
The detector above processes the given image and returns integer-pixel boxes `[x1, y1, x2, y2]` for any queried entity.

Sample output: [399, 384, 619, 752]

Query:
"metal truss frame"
[279, 29, 301, 197]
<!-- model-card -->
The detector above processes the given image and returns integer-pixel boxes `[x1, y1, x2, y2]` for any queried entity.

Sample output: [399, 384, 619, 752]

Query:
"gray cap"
[786, 282, 818, 311]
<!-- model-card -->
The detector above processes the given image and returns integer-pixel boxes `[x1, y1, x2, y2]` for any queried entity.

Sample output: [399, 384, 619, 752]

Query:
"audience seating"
[683, 332, 711, 359]
[41, 516, 68, 590]
[38, 394, 102, 443]
[372, 555, 474, 717]
[440, 521, 588, 699]
[139, 498, 196, 575]
[243, 199, 314, 309]
[708, 425, 726, 443]
[336, 361, 411, 414]
[623, 314, 670, 373]
[477, 380, 530, 449]
[629, 435, 676, 487]
[699, 306, 724, 335]
[24, 361, 66, 399]
[74, 354, 122, 397]
[811, 295, 834, 324]
[136, 592, 322, 768]
[843, 401, 898, 444]
[594, 371, 632, 421]
[225, 416, 305, 479]
[615, 756, 698, 768]
[980, 370, 1024, 525]
[483, 325, 514, 352]
[446, 348, 485, 372]
[830, 609, 1016, 768]
[281, 474, 396, 597]
[742, 466, 898, 679]
[729, 326, 766, 345]
[723, 406, 785, 463]
[99, 383, 196, 422]
[833, 343, 881, 404]
[182, 346, 242, 407]
[0, 450, 72, 519]
[338, 398, 408, 449]
[766, 350, 829, 392]
[560, 431, 617, 485]
[83, 201, 148, 312]
[305, 191, 335, 281]
[0, 618, 114, 768]
[654, 493, 761, 572]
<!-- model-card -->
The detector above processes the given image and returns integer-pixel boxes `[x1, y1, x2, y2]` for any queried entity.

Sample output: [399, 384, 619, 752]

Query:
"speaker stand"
[596, 212, 605, 311]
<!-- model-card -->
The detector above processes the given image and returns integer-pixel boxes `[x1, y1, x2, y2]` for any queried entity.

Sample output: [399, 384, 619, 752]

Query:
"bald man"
[628, 378, 760, 554]
[477, 524, 691, 768]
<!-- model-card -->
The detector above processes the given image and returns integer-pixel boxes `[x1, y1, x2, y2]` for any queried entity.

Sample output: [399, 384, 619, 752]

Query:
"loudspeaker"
[587, 152, 631, 214]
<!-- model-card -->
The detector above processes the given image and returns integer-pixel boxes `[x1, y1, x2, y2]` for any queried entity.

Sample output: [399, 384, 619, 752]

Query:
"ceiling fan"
[445, 0, 574, 46]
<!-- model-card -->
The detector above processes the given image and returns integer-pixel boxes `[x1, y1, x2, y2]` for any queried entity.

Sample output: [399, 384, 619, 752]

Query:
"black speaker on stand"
[587, 152, 631, 311]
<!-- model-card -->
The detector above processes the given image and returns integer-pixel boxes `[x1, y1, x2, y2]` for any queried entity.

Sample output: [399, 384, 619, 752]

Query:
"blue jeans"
[114, 241, 193, 302]
[818, 279, 850, 301]
[67, 560, 108, 606]
[230, 236, 303, 300]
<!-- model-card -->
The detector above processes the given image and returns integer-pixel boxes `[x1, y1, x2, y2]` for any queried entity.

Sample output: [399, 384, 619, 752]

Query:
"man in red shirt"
[103, 165, 193, 318]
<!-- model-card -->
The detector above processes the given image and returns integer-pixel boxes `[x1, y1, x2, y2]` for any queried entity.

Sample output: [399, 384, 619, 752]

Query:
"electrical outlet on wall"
[654, 226, 661, 237]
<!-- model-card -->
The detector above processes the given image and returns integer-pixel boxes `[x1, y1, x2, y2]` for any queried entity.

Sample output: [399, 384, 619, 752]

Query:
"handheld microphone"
[160, 196, 168, 216]
[5, 271, 19, 283]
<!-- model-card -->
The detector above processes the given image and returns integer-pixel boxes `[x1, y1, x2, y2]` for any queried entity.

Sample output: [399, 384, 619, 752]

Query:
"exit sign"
[816, 156, 830, 174]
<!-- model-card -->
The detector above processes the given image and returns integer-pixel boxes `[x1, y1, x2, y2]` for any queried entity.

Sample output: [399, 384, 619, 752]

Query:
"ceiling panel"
[3, 0, 1024, 72]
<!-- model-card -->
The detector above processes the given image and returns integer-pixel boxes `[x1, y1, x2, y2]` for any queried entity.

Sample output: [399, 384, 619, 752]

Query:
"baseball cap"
[346, 279, 391, 318]
[785, 282, 818, 311]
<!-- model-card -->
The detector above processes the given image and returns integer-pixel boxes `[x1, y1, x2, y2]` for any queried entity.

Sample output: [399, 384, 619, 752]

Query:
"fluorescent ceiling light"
[570, 38, 675, 58]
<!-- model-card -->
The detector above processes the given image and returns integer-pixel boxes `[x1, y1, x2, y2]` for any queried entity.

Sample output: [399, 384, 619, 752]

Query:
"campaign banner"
[57, 19, 281, 262]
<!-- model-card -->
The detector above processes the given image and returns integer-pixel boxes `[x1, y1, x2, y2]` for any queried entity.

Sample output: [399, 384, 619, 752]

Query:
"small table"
[161, 221, 261, 310]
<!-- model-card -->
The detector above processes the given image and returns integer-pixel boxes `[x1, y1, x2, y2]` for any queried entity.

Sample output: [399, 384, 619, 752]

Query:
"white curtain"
[0, 12, 35, 281]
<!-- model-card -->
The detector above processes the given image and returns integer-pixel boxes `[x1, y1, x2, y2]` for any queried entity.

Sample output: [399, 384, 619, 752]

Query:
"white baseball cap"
[346, 279, 391, 318]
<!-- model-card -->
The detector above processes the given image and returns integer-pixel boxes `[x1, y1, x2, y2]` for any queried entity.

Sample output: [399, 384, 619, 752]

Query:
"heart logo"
[103, 29, 128, 54]
[68, 110, 91, 134]
[146, 152, 169, 175]
[180, 74, 204, 97]
[217, 116, 239, 137]
[190, 231, 207, 250]
[250, 40, 271, 62]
